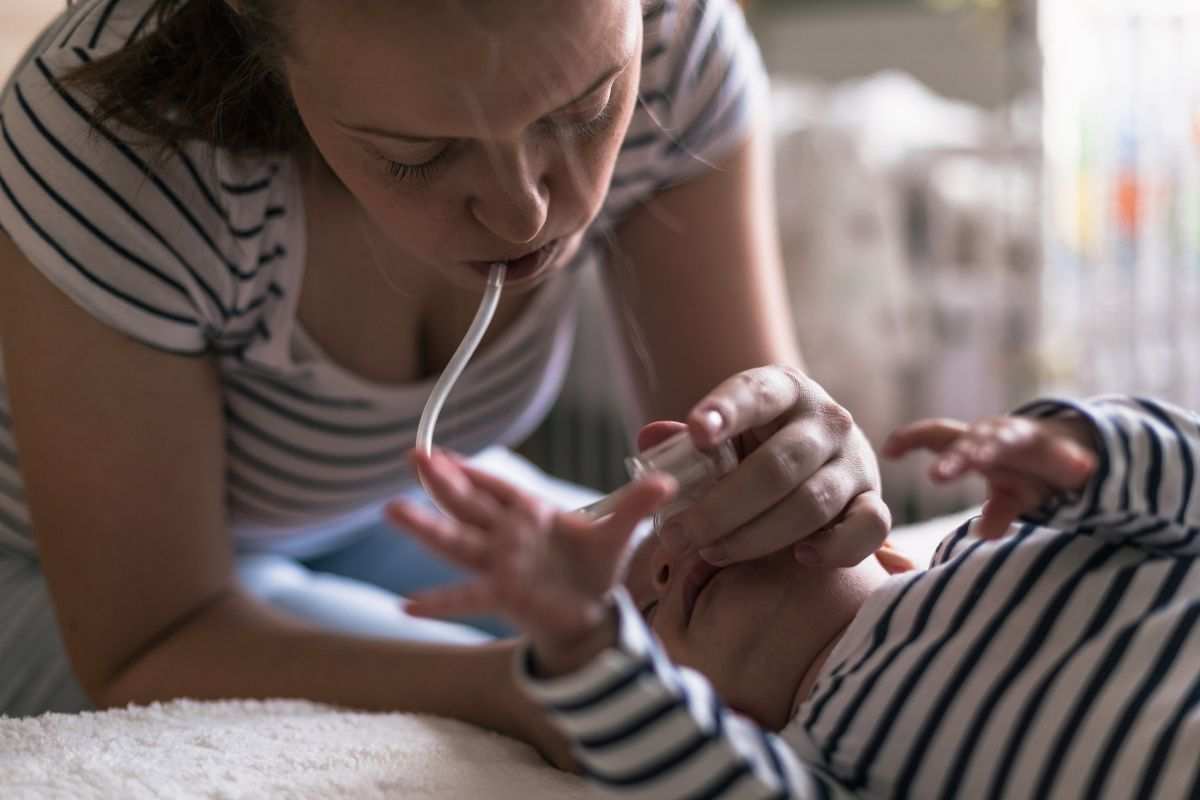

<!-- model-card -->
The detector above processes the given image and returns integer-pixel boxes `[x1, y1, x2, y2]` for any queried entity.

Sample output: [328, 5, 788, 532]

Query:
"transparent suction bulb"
[578, 430, 738, 525]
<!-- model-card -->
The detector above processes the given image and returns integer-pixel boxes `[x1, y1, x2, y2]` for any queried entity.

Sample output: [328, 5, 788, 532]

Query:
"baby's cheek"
[650, 629, 699, 674]
[621, 538, 659, 598]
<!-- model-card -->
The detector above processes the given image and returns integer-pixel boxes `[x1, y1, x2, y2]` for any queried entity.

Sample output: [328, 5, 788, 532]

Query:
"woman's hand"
[653, 365, 889, 568]
[882, 413, 1098, 539]
[389, 450, 674, 672]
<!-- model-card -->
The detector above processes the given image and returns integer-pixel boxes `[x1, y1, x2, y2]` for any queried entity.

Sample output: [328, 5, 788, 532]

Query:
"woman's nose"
[469, 143, 549, 245]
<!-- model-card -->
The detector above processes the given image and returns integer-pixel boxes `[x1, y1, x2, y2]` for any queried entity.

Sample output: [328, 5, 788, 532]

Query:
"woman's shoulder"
[604, 0, 767, 220]
[4, 0, 289, 222]
[636, 0, 764, 113]
[0, 0, 300, 356]
[20, 0, 161, 77]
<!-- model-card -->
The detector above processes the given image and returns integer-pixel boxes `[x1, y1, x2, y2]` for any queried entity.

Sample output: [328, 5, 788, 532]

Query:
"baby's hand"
[882, 414, 1098, 539]
[388, 450, 674, 670]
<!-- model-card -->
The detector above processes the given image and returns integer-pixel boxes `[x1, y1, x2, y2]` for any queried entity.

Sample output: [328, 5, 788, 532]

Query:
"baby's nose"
[650, 541, 681, 595]
[653, 562, 670, 593]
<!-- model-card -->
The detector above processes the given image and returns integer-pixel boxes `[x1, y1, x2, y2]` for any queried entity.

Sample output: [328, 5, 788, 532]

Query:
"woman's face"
[281, 0, 643, 291]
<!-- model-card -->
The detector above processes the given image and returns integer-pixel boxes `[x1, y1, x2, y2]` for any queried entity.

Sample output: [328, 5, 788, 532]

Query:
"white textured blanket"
[0, 512, 970, 800]
[1, 699, 592, 800]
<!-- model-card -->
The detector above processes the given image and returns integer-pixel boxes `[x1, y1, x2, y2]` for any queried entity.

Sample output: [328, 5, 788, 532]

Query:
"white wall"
[5, 2, 1030, 109]
[1, 1, 60, 81]
[748, 3, 1032, 109]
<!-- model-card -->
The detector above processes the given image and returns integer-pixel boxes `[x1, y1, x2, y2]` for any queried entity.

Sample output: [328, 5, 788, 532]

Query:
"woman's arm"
[604, 122, 798, 424]
[603, 124, 888, 568]
[0, 234, 566, 764]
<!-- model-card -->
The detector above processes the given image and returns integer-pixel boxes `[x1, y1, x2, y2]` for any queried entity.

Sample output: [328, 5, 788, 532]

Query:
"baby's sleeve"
[515, 587, 859, 799]
[0, 47, 233, 355]
[1013, 395, 1200, 556]
[647, 0, 770, 188]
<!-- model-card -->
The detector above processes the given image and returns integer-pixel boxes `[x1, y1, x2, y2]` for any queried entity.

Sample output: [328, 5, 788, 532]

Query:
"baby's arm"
[390, 450, 857, 799]
[517, 588, 854, 799]
[1012, 396, 1200, 554]
[887, 395, 1200, 555]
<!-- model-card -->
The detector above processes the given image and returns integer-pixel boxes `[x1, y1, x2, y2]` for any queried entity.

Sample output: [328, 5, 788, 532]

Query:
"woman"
[0, 0, 887, 763]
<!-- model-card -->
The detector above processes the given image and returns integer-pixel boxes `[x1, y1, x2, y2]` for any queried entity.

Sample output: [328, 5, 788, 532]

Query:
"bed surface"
[1, 511, 975, 799]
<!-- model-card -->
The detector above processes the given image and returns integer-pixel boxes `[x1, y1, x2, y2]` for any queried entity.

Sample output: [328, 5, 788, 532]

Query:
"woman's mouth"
[468, 239, 561, 282]
[682, 560, 723, 627]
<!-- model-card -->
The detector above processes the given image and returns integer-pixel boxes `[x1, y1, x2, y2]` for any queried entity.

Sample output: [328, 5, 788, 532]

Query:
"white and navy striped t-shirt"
[0, 0, 768, 556]
[519, 396, 1200, 799]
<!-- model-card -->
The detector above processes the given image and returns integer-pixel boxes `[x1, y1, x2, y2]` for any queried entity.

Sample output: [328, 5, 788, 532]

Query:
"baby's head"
[623, 535, 902, 730]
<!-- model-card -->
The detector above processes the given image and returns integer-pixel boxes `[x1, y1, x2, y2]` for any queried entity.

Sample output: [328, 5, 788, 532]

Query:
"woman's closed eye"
[365, 79, 619, 184]
[374, 144, 454, 184]
[546, 85, 617, 141]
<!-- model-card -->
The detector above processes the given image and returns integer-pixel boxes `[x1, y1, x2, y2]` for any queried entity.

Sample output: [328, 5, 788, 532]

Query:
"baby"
[390, 395, 1200, 798]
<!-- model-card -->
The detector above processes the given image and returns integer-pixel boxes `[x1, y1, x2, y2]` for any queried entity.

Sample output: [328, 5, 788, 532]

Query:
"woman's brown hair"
[64, 0, 300, 155]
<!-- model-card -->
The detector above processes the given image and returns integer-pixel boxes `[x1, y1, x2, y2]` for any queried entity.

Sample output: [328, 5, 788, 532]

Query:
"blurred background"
[529, 0, 1200, 523]
[4, 0, 1199, 523]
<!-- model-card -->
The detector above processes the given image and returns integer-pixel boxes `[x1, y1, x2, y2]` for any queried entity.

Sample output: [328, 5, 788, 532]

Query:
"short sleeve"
[650, 0, 770, 185]
[0, 21, 281, 356]
[602, 0, 770, 223]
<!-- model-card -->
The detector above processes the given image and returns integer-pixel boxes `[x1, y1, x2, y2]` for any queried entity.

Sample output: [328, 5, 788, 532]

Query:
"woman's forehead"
[285, 0, 640, 139]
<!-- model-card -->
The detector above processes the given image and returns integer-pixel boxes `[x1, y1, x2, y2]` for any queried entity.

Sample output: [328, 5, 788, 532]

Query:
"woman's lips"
[468, 239, 560, 281]
[682, 559, 722, 627]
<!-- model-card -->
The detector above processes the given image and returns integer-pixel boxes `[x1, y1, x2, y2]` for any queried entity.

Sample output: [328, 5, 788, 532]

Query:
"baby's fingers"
[985, 421, 1096, 492]
[975, 467, 1053, 539]
[941, 417, 1096, 491]
[409, 450, 503, 528]
[883, 419, 969, 459]
[387, 500, 489, 572]
[450, 456, 528, 508]
[405, 582, 497, 620]
[976, 493, 1026, 540]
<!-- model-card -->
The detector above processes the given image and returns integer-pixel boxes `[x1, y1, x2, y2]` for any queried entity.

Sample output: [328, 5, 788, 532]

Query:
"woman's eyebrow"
[335, 57, 631, 143]
[546, 58, 629, 114]
[333, 121, 437, 144]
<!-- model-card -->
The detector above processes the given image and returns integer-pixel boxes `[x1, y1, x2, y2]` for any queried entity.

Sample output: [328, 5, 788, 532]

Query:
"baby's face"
[623, 535, 884, 729]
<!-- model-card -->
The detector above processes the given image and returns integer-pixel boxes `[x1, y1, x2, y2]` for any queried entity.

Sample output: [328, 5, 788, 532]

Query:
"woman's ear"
[874, 539, 917, 575]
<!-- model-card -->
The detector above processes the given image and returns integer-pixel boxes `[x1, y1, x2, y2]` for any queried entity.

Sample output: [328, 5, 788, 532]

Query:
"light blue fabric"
[241, 529, 503, 642]
[0, 551, 92, 717]
[0, 448, 603, 716]
[242, 447, 608, 640]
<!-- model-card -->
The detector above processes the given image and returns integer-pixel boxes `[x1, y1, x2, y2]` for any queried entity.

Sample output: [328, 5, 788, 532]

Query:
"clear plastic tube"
[416, 263, 734, 528]
[415, 263, 506, 513]
[577, 430, 738, 525]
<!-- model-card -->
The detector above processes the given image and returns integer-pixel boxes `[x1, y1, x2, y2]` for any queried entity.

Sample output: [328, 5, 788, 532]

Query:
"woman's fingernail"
[794, 544, 820, 566]
[702, 409, 724, 436]
[700, 546, 727, 565]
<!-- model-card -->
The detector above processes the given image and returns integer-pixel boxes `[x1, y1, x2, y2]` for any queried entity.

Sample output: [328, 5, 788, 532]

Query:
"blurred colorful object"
[1040, 0, 1200, 408]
